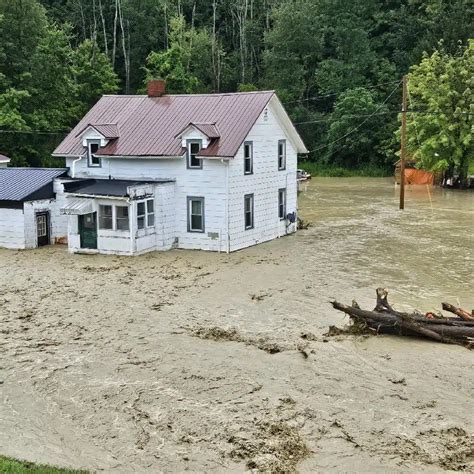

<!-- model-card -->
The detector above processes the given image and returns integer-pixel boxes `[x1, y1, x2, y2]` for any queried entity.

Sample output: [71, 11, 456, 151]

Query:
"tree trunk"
[458, 155, 469, 188]
[118, 0, 130, 94]
[441, 303, 474, 321]
[112, 0, 119, 68]
[98, 0, 108, 57]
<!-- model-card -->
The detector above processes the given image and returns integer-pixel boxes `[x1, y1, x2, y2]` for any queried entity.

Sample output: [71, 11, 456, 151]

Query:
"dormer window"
[187, 139, 202, 169]
[87, 140, 102, 167]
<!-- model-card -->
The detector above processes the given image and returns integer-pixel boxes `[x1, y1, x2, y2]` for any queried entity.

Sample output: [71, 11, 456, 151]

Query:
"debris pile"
[331, 288, 474, 347]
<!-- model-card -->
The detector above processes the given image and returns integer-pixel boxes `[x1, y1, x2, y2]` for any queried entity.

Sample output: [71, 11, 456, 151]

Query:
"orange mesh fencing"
[403, 168, 435, 185]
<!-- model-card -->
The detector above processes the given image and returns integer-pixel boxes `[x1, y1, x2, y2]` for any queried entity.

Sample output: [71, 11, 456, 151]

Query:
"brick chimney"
[147, 79, 166, 97]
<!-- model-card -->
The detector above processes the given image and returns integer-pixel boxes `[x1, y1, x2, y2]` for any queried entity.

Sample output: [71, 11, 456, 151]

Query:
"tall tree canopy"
[0, 0, 472, 170]
[406, 41, 474, 186]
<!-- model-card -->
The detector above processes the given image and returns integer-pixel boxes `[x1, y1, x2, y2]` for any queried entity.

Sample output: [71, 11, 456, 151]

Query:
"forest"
[0, 0, 472, 176]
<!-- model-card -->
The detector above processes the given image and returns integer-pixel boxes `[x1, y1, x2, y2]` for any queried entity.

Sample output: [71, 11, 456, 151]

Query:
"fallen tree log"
[441, 303, 474, 321]
[331, 289, 474, 346]
[331, 302, 474, 327]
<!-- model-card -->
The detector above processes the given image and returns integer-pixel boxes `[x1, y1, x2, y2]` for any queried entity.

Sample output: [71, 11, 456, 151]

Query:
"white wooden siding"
[66, 155, 228, 252]
[23, 197, 68, 248]
[227, 101, 298, 252]
[0, 209, 25, 249]
[0, 188, 68, 250]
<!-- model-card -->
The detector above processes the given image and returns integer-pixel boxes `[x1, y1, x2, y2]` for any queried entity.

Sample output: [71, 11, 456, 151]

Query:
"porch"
[60, 179, 175, 255]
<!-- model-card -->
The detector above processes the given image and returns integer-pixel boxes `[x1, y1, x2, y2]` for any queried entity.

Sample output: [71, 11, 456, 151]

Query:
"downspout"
[71, 154, 84, 178]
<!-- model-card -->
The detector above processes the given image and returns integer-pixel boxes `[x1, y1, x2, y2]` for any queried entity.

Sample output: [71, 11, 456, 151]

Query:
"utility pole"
[400, 75, 407, 210]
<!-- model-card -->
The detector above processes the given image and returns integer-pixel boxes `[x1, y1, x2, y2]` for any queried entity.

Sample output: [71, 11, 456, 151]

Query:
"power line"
[305, 81, 402, 155]
[0, 129, 70, 135]
[283, 80, 401, 105]
[294, 109, 474, 125]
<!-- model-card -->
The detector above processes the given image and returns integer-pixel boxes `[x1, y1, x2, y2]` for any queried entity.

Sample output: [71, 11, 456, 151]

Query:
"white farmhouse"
[51, 81, 307, 255]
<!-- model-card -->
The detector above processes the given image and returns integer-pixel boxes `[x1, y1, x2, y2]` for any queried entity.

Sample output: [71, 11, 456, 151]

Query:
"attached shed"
[0, 168, 68, 249]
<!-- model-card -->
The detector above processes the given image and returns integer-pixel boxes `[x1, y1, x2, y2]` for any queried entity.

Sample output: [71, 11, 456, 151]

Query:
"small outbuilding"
[0, 168, 68, 249]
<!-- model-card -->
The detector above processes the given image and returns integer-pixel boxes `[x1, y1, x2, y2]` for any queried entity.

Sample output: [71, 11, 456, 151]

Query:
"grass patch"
[299, 162, 391, 177]
[0, 456, 87, 474]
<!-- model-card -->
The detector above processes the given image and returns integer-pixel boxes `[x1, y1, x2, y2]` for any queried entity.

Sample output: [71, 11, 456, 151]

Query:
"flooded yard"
[0, 178, 473, 472]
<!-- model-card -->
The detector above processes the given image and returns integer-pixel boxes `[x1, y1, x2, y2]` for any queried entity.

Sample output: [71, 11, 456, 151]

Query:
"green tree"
[26, 24, 77, 129]
[0, 0, 48, 86]
[406, 41, 474, 186]
[324, 88, 391, 168]
[145, 15, 213, 94]
[72, 39, 119, 114]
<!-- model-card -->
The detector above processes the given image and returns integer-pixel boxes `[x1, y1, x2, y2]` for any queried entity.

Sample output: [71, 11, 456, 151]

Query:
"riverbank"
[1, 178, 473, 472]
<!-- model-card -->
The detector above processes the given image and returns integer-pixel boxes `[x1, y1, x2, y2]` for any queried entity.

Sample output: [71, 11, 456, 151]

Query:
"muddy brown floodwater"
[0, 178, 473, 472]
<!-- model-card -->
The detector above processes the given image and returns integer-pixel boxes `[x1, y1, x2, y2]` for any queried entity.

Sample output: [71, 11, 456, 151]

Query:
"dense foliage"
[406, 41, 473, 185]
[0, 0, 472, 171]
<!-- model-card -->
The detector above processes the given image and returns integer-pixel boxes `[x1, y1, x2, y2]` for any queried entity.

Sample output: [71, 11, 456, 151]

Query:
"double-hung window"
[137, 199, 155, 229]
[244, 194, 254, 230]
[187, 140, 202, 169]
[278, 188, 287, 220]
[187, 197, 205, 232]
[87, 140, 101, 167]
[244, 141, 253, 175]
[99, 205, 113, 229]
[116, 206, 129, 231]
[278, 139, 286, 170]
[146, 200, 155, 227]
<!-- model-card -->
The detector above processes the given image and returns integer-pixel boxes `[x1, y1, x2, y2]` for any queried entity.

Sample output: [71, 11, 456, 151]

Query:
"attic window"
[187, 140, 202, 169]
[87, 140, 101, 167]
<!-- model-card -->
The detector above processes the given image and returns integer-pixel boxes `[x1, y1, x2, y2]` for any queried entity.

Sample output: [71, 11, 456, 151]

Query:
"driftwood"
[441, 302, 474, 321]
[331, 289, 474, 346]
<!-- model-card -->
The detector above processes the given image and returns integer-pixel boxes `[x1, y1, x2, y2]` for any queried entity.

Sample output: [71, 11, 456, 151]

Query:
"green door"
[79, 212, 97, 249]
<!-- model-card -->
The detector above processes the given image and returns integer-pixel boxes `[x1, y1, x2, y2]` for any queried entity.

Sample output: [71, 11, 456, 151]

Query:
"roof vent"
[147, 80, 166, 98]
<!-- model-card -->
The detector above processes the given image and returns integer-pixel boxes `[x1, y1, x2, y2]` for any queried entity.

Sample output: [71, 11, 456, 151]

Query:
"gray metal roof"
[64, 179, 173, 197]
[0, 168, 68, 201]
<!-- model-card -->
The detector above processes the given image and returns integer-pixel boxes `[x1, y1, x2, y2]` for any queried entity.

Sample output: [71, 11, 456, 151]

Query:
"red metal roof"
[190, 122, 220, 139]
[92, 123, 120, 139]
[54, 91, 275, 158]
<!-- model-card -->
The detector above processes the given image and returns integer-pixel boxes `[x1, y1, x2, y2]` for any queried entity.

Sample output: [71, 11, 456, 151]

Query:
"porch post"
[129, 200, 135, 255]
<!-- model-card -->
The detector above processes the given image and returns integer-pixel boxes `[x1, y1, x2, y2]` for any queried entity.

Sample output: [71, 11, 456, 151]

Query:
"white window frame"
[137, 198, 155, 230]
[278, 188, 287, 220]
[87, 139, 102, 168]
[278, 139, 286, 171]
[244, 194, 254, 230]
[146, 199, 155, 227]
[244, 141, 253, 175]
[99, 204, 113, 229]
[187, 139, 203, 169]
[115, 205, 130, 231]
[187, 196, 205, 233]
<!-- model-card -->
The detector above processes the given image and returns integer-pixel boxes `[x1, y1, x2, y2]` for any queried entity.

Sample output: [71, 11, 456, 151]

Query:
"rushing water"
[296, 177, 474, 314]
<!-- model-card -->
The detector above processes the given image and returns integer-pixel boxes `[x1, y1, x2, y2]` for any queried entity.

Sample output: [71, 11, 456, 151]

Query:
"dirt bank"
[1, 178, 473, 472]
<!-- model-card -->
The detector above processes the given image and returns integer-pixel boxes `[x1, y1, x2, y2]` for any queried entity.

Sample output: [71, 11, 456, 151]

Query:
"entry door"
[36, 212, 50, 247]
[79, 212, 98, 249]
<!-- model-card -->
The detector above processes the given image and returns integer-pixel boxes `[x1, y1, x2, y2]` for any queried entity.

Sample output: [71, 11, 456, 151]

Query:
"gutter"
[65, 192, 128, 201]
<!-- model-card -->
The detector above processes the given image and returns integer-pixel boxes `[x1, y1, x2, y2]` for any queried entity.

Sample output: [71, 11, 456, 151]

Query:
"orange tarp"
[403, 168, 435, 185]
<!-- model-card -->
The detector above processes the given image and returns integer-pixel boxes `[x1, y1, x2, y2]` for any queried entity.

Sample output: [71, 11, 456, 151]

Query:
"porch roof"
[64, 178, 173, 197]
